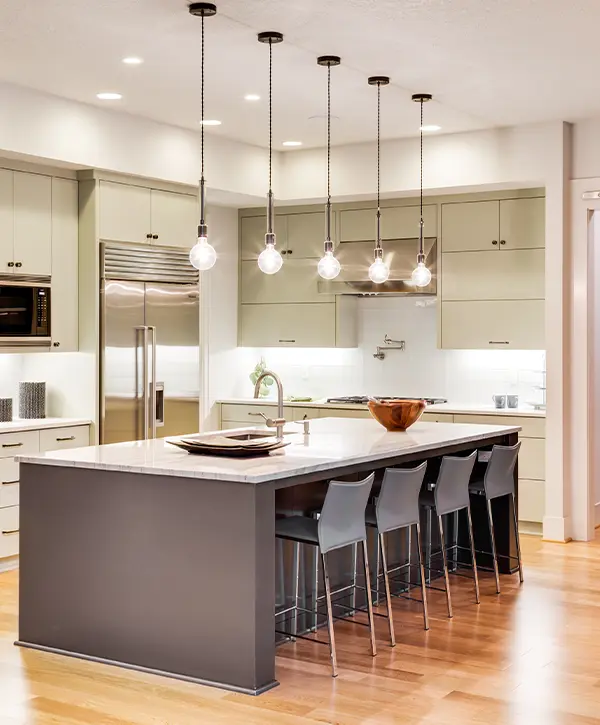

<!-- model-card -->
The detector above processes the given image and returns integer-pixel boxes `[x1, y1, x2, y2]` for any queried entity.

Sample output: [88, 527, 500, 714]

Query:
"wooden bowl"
[367, 398, 427, 432]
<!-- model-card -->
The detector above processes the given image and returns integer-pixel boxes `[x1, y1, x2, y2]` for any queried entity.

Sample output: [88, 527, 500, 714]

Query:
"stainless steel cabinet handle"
[488, 341, 510, 345]
[56, 436, 76, 442]
[1, 480, 18, 486]
[2, 443, 23, 448]
[2, 529, 19, 535]
[136, 326, 150, 441]
[278, 339, 296, 343]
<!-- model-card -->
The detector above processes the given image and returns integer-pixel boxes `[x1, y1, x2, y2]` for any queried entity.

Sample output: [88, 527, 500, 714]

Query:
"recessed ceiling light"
[283, 141, 302, 147]
[122, 57, 143, 65]
[244, 94, 260, 101]
[199, 119, 222, 126]
[96, 92, 122, 100]
[420, 124, 441, 132]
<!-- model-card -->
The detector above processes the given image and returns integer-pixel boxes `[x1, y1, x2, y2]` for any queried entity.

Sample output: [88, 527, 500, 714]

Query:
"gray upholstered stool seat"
[468, 442, 523, 593]
[275, 516, 319, 546]
[418, 451, 480, 618]
[275, 473, 377, 678]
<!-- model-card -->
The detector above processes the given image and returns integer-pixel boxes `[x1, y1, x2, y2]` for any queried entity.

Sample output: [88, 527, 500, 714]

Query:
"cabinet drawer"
[518, 479, 545, 523]
[220, 404, 294, 423]
[0, 459, 19, 508]
[39, 425, 90, 452]
[240, 303, 337, 348]
[292, 407, 321, 421]
[321, 408, 371, 419]
[441, 300, 545, 350]
[421, 413, 455, 423]
[0, 505, 19, 558]
[0, 430, 39, 460]
[519, 437, 545, 481]
[452, 414, 545, 439]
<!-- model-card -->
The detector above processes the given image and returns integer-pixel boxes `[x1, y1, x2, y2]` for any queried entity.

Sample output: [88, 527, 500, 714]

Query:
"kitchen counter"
[0, 417, 92, 433]
[216, 397, 546, 417]
[17, 417, 520, 696]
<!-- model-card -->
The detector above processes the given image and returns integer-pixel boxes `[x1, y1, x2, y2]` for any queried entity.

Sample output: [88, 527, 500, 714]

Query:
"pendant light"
[411, 92, 433, 287]
[368, 76, 390, 284]
[317, 55, 341, 281]
[189, 2, 218, 271]
[257, 31, 284, 275]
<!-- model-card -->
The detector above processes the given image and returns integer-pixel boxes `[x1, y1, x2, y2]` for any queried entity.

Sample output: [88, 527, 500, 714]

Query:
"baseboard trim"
[0, 556, 18, 573]
[595, 502, 600, 527]
[518, 521, 543, 537]
[542, 515, 572, 543]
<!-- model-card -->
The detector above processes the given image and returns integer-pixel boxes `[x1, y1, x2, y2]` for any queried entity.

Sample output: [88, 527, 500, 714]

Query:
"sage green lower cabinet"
[240, 298, 357, 348]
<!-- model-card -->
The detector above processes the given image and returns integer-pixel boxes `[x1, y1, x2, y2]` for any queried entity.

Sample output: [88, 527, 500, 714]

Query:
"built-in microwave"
[0, 280, 51, 348]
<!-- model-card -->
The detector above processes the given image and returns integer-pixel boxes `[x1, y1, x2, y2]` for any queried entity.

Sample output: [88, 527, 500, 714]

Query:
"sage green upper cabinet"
[241, 259, 333, 304]
[499, 198, 545, 249]
[286, 212, 327, 258]
[339, 204, 436, 242]
[0, 170, 13, 274]
[150, 189, 198, 248]
[14, 172, 52, 276]
[442, 200, 499, 252]
[99, 181, 151, 243]
[240, 214, 288, 260]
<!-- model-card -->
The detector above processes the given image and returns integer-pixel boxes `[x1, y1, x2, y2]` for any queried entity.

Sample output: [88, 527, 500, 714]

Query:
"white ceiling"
[0, 0, 598, 149]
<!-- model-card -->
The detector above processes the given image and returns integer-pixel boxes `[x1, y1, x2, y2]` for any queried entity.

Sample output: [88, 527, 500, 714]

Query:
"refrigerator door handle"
[148, 326, 157, 440]
[136, 326, 150, 441]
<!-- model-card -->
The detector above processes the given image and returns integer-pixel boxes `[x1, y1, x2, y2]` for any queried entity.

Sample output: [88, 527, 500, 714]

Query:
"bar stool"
[365, 463, 430, 638]
[469, 442, 523, 593]
[419, 451, 479, 618]
[275, 473, 376, 677]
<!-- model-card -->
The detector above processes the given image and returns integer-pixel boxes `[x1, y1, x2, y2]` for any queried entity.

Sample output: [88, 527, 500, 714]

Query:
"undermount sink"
[223, 428, 295, 441]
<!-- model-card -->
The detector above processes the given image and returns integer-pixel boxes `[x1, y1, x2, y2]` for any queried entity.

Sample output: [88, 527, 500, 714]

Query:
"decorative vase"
[19, 382, 46, 419]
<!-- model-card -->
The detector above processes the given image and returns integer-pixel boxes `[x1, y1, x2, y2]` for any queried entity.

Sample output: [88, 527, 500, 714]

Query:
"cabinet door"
[240, 303, 336, 347]
[441, 249, 545, 301]
[150, 189, 197, 248]
[287, 212, 327, 258]
[340, 205, 436, 242]
[518, 479, 544, 523]
[14, 172, 52, 276]
[0, 170, 13, 273]
[442, 201, 499, 252]
[240, 215, 288, 260]
[441, 300, 545, 349]
[499, 198, 545, 249]
[99, 181, 151, 243]
[50, 178, 79, 352]
[241, 259, 333, 304]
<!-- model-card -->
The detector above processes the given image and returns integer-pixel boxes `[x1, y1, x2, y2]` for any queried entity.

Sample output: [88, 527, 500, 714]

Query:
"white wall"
[593, 213, 600, 525]
[237, 298, 545, 405]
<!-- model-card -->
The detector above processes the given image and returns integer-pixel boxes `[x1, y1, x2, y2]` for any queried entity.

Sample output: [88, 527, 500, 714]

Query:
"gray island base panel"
[16, 418, 520, 695]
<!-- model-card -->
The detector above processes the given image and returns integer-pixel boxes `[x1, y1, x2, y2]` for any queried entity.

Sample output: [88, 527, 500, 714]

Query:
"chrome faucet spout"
[253, 370, 285, 438]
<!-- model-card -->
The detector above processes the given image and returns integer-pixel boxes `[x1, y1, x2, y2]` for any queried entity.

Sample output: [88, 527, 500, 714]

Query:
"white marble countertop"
[217, 398, 546, 418]
[0, 417, 92, 434]
[18, 417, 520, 485]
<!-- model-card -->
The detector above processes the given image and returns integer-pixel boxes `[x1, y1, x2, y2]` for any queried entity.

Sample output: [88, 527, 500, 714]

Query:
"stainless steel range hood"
[317, 237, 437, 295]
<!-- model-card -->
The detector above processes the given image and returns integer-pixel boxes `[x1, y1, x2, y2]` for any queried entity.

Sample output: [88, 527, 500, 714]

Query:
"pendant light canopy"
[368, 76, 390, 284]
[411, 92, 433, 288]
[317, 55, 341, 281]
[189, 2, 218, 271]
[257, 31, 284, 275]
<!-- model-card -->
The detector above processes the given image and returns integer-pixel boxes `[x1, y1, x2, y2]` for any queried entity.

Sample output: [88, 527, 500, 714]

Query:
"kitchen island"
[16, 417, 519, 695]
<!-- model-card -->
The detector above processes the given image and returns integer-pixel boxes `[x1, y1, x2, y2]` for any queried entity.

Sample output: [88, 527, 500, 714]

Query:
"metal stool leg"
[426, 507, 433, 584]
[292, 541, 301, 637]
[466, 505, 480, 604]
[511, 492, 524, 584]
[361, 540, 377, 657]
[415, 522, 430, 631]
[351, 541, 358, 610]
[486, 498, 501, 594]
[379, 532, 396, 647]
[438, 514, 453, 619]
[312, 546, 320, 631]
[407, 525, 412, 585]
[321, 552, 338, 677]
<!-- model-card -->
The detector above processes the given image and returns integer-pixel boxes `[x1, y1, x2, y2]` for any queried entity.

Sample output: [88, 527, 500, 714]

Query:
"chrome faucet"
[252, 370, 286, 438]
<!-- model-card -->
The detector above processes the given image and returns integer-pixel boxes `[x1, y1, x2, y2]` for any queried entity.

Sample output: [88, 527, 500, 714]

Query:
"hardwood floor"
[2, 533, 600, 724]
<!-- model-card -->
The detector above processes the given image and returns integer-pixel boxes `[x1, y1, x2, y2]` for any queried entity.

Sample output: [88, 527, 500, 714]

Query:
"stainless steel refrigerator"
[100, 242, 200, 445]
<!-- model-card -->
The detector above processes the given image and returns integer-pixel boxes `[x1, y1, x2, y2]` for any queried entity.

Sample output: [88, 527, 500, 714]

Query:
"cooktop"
[326, 396, 448, 406]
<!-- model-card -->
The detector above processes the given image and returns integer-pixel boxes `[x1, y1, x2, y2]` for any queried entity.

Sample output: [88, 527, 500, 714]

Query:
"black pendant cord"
[376, 81, 381, 250]
[269, 38, 273, 194]
[326, 62, 332, 242]
[419, 98, 424, 256]
[199, 11, 206, 232]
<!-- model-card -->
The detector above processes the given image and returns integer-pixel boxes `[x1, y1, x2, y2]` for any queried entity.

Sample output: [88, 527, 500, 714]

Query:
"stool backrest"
[318, 473, 375, 554]
[376, 463, 428, 533]
[484, 442, 521, 500]
[434, 451, 477, 516]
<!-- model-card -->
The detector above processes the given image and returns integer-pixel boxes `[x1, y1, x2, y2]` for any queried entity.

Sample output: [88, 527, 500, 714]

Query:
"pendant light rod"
[258, 31, 283, 240]
[317, 55, 340, 249]
[368, 76, 389, 255]
[412, 92, 432, 260]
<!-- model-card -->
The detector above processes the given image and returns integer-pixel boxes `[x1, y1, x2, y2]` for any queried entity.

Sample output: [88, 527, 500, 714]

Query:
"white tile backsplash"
[238, 297, 545, 404]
